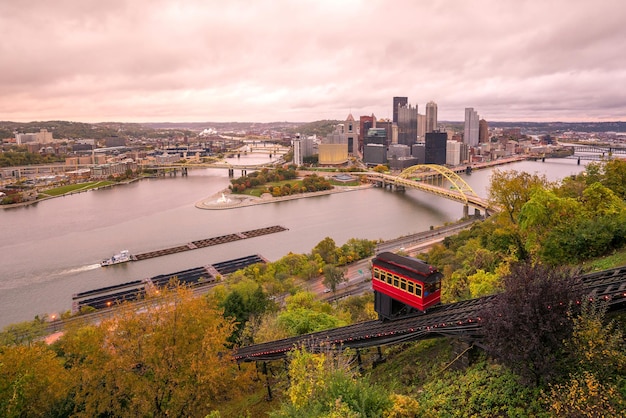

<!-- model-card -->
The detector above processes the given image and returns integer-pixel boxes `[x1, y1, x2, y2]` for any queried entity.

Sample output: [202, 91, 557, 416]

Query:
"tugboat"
[101, 250, 131, 266]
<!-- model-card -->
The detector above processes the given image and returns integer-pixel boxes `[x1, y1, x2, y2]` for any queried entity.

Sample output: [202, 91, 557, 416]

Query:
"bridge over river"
[358, 165, 495, 216]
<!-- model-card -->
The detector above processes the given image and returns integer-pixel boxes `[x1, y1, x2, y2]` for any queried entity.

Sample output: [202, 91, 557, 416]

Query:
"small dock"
[127, 225, 287, 261]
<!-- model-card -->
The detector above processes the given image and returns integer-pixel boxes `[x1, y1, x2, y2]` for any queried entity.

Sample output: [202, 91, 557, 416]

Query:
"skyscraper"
[359, 114, 375, 153]
[425, 131, 447, 164]
[479, 119, 489, 143]
[293, 134, 303, 166]
[392, 96, 408, 124]
[464, 107, 479, 147]
[345, 113, 357, 154]
[425, 101, 438, 133]
[397, 103, 418, 147]
[417, 113, 426, 139]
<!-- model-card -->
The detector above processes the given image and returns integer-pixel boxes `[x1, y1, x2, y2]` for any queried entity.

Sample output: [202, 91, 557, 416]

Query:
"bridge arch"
[398, 164, 479, 204]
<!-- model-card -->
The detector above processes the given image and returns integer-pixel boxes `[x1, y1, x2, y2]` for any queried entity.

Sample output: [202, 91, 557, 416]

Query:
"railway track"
[234, 267, 626, 362]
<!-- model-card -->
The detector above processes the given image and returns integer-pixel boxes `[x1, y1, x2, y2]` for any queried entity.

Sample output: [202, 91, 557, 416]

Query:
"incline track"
[234, 266, 626, 362]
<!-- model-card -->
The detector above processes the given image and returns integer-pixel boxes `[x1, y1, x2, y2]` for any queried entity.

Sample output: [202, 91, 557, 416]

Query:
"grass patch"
[329, 180, 361, 187]
[366, 338, 454, 394]
[581, 247, 626, 272]
[40, 181, 114, 197]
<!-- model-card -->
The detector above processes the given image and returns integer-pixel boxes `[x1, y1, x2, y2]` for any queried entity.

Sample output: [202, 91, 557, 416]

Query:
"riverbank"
[195, 183, 374, 210]
[0, 177, 143, 210]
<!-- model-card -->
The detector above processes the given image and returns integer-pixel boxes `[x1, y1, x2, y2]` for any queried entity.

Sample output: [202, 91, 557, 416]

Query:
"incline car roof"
[373, 251, 442, 284]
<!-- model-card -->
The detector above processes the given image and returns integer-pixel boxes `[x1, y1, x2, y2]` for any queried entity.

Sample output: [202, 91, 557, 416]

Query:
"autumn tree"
[488, 169, 552, 224]
[480, 262, 583, 386]
[58, 286, 255, 417]
[547, 300, 626, 415]
[312, 236, 338, 264]
[0, 344, 72, 417]
[272, 346, 392, 417]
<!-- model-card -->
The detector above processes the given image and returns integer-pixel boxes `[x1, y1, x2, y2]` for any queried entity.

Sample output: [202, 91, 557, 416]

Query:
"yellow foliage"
[384, 393, 420, 417]
[287, 347, 330, 409]
[547, 371, 625, 417]
[468, 269, 500, 298]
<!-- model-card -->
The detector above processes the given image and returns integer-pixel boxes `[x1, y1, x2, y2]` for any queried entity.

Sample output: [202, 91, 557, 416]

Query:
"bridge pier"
[182, 167, 188, 176]
[578, 157, 581, 165]
[242, 169, 247, 176]
[228, 168, 234, 178]
[463, 205, 469, 218]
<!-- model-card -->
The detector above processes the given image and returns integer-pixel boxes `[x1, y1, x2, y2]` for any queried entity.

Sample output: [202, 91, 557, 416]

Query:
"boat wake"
[0, 263, 102, 291]
[63, 264, 102, 274]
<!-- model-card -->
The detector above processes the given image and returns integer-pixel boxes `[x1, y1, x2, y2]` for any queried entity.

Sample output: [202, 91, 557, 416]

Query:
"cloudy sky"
[1, 0, 625, 123]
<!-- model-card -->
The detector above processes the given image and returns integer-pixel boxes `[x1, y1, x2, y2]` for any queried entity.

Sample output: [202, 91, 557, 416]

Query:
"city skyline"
[1, 0, 625, 124]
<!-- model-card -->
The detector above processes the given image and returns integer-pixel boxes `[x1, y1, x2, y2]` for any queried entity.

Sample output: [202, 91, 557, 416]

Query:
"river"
[0, 156, 587, 327]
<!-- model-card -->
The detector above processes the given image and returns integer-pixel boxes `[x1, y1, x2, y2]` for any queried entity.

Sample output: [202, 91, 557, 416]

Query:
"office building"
[293, 134, 303, 166]
[417, 114, 426, 139]
[302, 135, 316, 158]
[375, 119, 393, 146]
[397, 103, 418, 147]
[392, 96, 408, 123]
[344, 114, 357, 154]
[425, 131, 447, 164]
[319, 120, 349, 165]
[479, 119, 489, 143]
[425, 101, 438, 133]
[388, 144, 411, 159]
[363, 143, 386, 166]
[363, 128, 388, 166]
[446, 140, 462, 166]
[412, 143, 425, 164]
[359, 114, 375, 153]
[464, 108, 480, 147]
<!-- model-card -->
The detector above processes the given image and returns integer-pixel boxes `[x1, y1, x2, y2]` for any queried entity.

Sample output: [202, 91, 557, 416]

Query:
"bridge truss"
[364, 165, 493, 214]
[399, 165, 478, 199]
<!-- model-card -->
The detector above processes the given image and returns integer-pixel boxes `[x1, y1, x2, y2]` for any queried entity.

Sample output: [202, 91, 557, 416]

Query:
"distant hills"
[1, 120, 624, 141]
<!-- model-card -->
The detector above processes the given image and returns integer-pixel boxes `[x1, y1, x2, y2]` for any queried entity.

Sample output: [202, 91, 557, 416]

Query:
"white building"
[446, 140, 462, 166]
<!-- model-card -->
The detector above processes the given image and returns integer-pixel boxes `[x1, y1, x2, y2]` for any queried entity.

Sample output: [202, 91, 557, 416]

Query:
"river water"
[0, 157, 587, 327]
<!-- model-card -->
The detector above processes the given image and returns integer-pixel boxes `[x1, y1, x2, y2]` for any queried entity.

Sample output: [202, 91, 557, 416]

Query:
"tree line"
[229, 167, 332, 196]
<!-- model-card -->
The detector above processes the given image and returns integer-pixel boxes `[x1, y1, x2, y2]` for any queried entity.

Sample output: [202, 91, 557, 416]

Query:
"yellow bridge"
[361, 165, 495, 216]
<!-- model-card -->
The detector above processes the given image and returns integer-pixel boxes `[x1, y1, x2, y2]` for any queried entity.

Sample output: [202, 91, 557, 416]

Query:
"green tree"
[601, 159, 626, 199]
[0, 317, 47, 347]
[312, 237, 338, 264]
[322, 264, 346, 294]
[488, 169, 552, 224]
[518, 188, 584, 261]
[275, 292, 346, 336]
